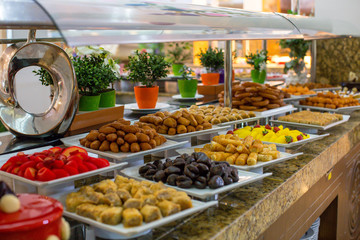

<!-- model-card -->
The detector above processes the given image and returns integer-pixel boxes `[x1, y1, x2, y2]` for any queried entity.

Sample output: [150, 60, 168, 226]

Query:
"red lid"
[0, 193, 63, 232]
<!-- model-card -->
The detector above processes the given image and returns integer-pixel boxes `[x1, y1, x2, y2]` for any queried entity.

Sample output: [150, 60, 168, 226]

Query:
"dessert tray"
[61, 133, 188, 161]
[176, 147, 303, 171]
[283, 94, 316, 102]
[217, 116, 261, 127]
[270, 114, 350, 131]
[0, 147, 127, 188]
[159, 125, 229, 140]
[294, 104, 360, 113]
[254, 105, 297, 117]
[50, 187, 217, 237]
[121, 163, 271, 199]
[260, 133, 330, 148]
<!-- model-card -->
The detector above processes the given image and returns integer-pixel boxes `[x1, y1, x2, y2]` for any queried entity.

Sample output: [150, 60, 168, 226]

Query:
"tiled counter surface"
[149, 111, 360, 240]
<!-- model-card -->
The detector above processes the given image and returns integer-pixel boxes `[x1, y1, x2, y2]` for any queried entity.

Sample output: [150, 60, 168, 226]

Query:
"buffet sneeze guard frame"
[0, 29, 79, 138]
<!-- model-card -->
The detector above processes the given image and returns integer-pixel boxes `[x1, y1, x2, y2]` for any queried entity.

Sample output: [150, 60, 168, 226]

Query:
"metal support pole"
[310, 40, 316, 82]
[224, 40, 232, 108]
[26, 29, 36, 43]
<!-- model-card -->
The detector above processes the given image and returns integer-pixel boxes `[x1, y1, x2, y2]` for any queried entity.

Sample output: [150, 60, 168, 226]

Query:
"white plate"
[50, 189, 217, 237]
[270, 115, 350, 130]
[254, 105, 297, 117]
[160, 125, 229, 140]
[233, 152, 303, 170]
[0, 147, 128, 188]
[217, 116, 261, 126]
[124, 103, 171, 113]
[294, 104, 360, 113]
[61, 133, 188, 161]
[283, 94, 316, 102]
[175, 146, 302, 170]
[121, 163, 271, 199]
[260, 133, 330, 148]
[172, 94, 204, 100]
[312, 87, 341, 92]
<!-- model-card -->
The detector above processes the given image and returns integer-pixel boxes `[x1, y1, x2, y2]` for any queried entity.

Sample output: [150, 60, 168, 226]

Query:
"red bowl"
[0, 193, 63, 240]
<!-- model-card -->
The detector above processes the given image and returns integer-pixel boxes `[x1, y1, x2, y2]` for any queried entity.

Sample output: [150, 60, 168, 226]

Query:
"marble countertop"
[147, 111, 360, 240]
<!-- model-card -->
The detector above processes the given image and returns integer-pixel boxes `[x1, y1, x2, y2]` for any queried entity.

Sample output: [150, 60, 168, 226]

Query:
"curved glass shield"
[35, 0, 303, 46]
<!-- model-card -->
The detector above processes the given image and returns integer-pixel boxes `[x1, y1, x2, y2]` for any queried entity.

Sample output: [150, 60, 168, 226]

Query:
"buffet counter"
[148, 111, 360, 240]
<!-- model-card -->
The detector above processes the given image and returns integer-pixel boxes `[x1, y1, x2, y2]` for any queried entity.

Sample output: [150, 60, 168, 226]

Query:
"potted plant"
[32, 68, 55, 100]
[166, 42, 192, 76]
[197, 47, 224, 85]
[177, 65, 197, 98]
[126, 50, 170, 109]
[246, 50, 269, 84]
[70, 46, 120, 108]
[279, 39, 310, 84]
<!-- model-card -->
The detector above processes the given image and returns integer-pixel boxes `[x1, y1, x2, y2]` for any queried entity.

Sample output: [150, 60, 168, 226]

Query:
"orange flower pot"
[134, 86, 159, 109]
[201, 73, 220, 85]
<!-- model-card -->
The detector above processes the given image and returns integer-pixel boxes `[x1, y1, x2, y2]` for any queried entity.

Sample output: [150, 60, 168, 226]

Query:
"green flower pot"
[177, 79, 198, 98]
[251, 69, 266, 84]
[79, 94, 101, 111]
[172, 64, 184, 76]
[99, 89, 116, 108]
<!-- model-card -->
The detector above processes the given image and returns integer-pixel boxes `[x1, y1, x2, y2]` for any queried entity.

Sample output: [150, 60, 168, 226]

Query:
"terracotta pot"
[134, 86, 159, 109]
[201, 73, 220, 85]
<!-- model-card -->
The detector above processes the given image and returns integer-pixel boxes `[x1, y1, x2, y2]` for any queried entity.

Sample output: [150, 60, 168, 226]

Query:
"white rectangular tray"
[270, 115, 350, 130]
[50, 188, 217, 237]
[121, 164, 271, 199]
[61, 133, 188, 161]
[254, 105, 297, 117]
[283, 94, 316, 102]
[294, 104, 360, 113]
[176, 146, 302, 170]
[233, 152, 303, 170]
[217, 116, 261, 127]
[312, 87, 341, 92]
[160, 125, 229, 140]
[0, 147, 128, 188]
[261, 133, 330, 148]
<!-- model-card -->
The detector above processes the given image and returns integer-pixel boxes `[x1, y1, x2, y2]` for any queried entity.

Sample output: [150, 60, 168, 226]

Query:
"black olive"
[153, 160, 162, 167]
[219, 161, 230, 167]
[193, 152, 209, 162]
[196, 157, 212, 168]
[157, 164, 165, 171]
[152, 170, 166, 182]
[180, 153, 189, 159]
[206, 171, 211, 181]
[173, 158, 186, 170]
[164, 166, 181, 176]
[223, 176, 233, 185]
[185, 156, 195, 164]
[164, 159, 173, 168]
[230, 168, 239, 182]
[194, 176, 207, 189]
[196, 163, 209, 176]
[210, 165, 224, 176]
[139, 165, 151, 176]
[208, 175, 224, 189]
[147, 163, 157, 169]
[166, 174, 179, 186]
[176, 175, 193, 188]
[144, 168, 157, 180]
[184, 164, 199, 179]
